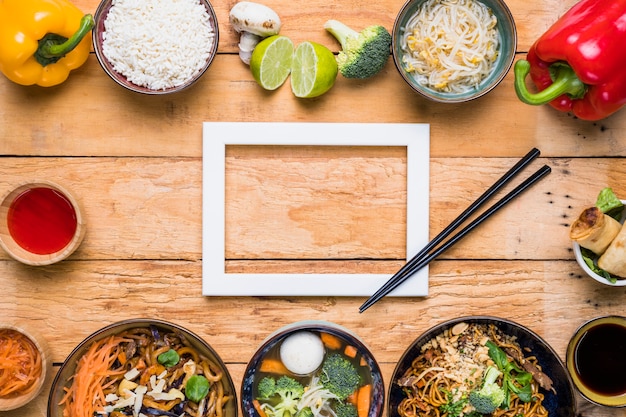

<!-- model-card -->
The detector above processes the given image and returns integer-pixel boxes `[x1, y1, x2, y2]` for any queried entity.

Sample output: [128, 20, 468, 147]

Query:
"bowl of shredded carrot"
[47, 318, 238, 417]
[0, 324, 50, 411]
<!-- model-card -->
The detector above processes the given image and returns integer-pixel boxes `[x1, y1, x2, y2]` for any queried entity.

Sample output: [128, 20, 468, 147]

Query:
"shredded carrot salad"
[0, 328, 42, 398]
[59, 335, 128, 417]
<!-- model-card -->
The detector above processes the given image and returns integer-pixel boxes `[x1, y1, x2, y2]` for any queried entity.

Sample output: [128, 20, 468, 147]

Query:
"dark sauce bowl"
[389, 316, 576, 417]
[566, 315, 626, 407]
[241, 321, 384, 417]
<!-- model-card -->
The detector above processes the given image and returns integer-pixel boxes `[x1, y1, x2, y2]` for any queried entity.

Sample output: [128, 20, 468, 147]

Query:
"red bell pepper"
[514, 0, 626, 121]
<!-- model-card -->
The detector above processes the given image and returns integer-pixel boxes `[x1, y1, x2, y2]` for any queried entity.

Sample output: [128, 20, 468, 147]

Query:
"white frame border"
[202, 122, 430, 296]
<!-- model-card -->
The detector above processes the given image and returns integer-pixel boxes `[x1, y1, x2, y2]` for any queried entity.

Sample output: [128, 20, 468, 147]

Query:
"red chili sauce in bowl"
[7, 187, 78, 255]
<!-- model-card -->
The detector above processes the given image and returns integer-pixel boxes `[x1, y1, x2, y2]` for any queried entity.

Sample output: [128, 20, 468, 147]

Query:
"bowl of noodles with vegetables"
[47, 318, 237, 417]
[388, 316, 576, 417]
[392, 0, 516, 103]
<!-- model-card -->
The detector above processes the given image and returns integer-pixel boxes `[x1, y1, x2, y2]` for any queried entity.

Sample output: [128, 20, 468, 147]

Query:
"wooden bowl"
[0, 180, 85, 265]
[566, 315, 626, 407]
[0, 324, 50, 411]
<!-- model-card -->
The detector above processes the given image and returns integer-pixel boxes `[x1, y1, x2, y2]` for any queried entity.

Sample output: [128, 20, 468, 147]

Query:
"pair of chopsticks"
[359, 148, 551, 313]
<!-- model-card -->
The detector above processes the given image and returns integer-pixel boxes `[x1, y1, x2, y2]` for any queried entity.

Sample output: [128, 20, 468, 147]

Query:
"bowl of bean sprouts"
[392, 0, 516, 103]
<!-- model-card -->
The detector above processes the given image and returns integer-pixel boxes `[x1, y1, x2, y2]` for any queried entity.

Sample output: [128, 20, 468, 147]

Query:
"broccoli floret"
[324, 20, 392, 79]
[469, 366, 506, 414]
[334, 401, 358, 417]
[257, 376, 278, 399]
[295, 407, 314, 417]
[320, 353, 361, 400]
[256, 376, 305, 417]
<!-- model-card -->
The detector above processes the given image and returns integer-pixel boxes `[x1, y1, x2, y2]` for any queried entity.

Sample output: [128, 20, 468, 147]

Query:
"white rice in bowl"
[102, 0, 216, 91]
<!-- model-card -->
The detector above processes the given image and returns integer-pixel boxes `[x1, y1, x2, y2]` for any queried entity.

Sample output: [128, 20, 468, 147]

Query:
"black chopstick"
[359, 158, 550, 313]
[360, 148, 540, 310]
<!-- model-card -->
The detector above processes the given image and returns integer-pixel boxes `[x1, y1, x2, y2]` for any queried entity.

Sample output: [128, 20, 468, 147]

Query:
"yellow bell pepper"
[0, 0, 94, 87]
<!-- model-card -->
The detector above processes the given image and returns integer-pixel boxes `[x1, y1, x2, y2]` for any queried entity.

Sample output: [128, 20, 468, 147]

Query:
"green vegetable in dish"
[486, 341, 533, 406]
[294, 407, 314, 417]
[469, 366, 506, 414]
[157, 348, 180, 367]
[334, 401, 358, 417]
[320, 353, 361, 400]
[596, 187, 624, 220]
[324, 20, 391, 79]
[439, 388, 468, 417]
[256, 376, 305, 417]
[186, 374, 210, 402]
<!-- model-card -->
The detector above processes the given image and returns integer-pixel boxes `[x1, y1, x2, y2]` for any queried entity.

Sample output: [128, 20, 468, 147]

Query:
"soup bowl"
[242, 321, 384, 417]
[392, 0, 517, 102]
[389, 316, 576, 417]
[48, 318, 237, 417]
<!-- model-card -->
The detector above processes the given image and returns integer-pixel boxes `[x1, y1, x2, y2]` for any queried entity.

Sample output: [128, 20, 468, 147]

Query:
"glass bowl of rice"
[93, 0, 219, 94]
[388, 316, 576, 417]
[391, 0, 516, 103]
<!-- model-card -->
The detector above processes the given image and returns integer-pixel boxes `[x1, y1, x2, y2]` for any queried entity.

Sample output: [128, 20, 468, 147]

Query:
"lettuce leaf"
[596, 187, 624, 219]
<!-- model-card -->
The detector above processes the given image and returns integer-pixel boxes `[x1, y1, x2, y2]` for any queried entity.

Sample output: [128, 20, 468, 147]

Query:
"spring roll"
[570, 206, 622, 254]
[598, 223, 626, 277]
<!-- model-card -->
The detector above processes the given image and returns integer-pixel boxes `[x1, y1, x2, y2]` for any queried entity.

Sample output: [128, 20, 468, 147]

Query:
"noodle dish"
[48, 319, 237, 417]
[388, 316, 576, 417]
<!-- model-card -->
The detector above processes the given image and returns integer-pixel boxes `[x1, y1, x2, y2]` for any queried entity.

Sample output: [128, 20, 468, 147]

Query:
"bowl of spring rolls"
[570, 188, 626, 286]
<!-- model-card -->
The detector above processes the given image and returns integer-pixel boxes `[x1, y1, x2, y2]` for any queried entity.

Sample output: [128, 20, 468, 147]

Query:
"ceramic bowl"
[392, 0, 517, 103]
[241, 321, 385, 417]
[572, 200, 626, 286]
[0, 180, 85, 266]
[566, 315, 626, 407]
[0, 324, 50, 411]
[389, 316, 576, 417]
[48, 318, 237, 417]
[573, 242, 626, 286]
[92, 0, 219, 94]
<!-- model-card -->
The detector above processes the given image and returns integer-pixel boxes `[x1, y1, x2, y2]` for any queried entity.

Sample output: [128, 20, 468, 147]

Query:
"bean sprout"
[400, 0, 500, 93]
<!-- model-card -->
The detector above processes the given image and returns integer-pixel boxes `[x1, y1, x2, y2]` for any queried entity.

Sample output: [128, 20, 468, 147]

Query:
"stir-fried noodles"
[395, 323, 553, 417]
[59, 326, 232, 417]
[400, 0, 500, 93]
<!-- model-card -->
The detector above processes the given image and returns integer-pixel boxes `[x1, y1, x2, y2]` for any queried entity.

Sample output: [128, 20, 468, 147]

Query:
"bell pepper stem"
[514, 59, 587, 105]
[35, 14, 95, 66]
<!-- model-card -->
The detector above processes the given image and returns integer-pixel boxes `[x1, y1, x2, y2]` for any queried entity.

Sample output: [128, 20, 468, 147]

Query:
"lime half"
[250, 35, 294, 90]
[291, 41, 338, 98]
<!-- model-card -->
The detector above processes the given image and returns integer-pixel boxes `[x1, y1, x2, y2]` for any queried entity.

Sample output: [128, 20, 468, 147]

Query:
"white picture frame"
[202, 122, 430, 296]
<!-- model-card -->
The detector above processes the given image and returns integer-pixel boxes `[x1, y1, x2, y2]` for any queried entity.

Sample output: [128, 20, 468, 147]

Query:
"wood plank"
[2, 259, 622, 363]
[1, 54, 622, 158]
[1, 157, 625, 262]
[69, 0, 580, 52]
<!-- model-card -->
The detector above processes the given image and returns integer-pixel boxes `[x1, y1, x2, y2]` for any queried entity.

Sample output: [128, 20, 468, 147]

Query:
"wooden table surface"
[1, 0, 625, 416]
